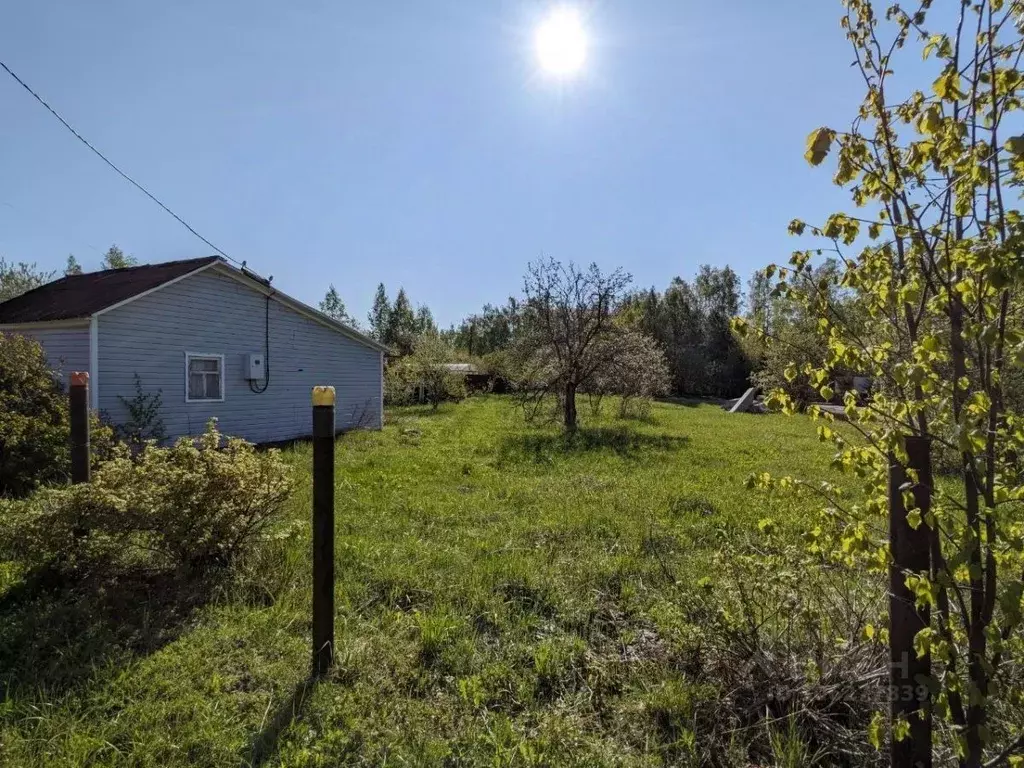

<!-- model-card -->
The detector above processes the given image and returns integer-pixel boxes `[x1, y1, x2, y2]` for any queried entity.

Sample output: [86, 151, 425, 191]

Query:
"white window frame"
[184, 352, 226, 403]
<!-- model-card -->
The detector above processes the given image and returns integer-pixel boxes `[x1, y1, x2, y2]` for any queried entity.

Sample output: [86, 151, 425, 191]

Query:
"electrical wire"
[248, 293, 272, 394]
[0, 58, 243, 269]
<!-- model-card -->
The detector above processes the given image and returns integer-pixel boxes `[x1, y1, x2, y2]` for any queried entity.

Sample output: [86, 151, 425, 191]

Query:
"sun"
[534, 7, 587, 78]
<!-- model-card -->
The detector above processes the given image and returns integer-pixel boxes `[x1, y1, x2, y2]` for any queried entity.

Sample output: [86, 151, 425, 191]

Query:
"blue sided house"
[0, 256, 385, 443]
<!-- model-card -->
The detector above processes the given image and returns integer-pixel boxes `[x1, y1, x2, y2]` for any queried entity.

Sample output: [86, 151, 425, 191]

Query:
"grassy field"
[0, 396, 845, 767]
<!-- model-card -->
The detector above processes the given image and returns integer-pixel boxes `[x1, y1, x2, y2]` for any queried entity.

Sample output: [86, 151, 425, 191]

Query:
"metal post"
[889, 436, 932, 768]
[311, 386, 336, 676]
[69, 372, 91, 484]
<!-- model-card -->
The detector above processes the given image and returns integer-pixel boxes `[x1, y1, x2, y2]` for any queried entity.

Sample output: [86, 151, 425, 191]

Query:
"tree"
[742, 260, 854, 407]
[385, 288, 418, 357]
[406, 333, 465, 409]
[736, 2, 1024, 763]
[64, 254, 83, 276]
[319, 284, 358, 327]
[746, 270, 774, 336]
[101, 245, 137, 270]
[448, 298, 521, 357]
[512, 258, 632, 431]
[618, 269, 751, 398]
[368, 283, 390, 342]
[415, 304, 436, 335]
[0, 259, 53, 303]
[586, 329, 671, 419]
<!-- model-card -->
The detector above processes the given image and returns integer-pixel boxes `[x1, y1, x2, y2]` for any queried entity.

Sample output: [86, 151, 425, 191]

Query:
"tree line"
[433, 263, 758, 401]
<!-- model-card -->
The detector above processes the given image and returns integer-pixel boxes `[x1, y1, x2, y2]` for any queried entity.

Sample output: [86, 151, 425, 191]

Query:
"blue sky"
[1, 1, 868, 327]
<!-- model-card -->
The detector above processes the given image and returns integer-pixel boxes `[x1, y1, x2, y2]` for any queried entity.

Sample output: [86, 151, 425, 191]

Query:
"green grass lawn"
[0, 396, 843, 767]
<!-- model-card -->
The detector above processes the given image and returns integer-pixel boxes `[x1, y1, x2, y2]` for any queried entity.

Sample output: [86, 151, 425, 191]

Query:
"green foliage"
[368, 282, 390, 341]
[100, 245, 137, 270]
[0, 333, 70, 496]
[385, 335, 467, 407]
[450, 267, 750, 401]
[63, 254, 82, 276]
[0, 420, 294, 572]
[383, 360, 415, 406]
[743, 1, 1024, 762]
[114, 373, 167, 447]
[621, 266, 752, 398]
[447, 298, 522, 357]
[0, 483, 124, 572]
[0, 258, 52, 303]
[385, 287, 418, 357]
[415, 304, 436, 336]
[742, 260, 859, 407]
[318, 283, 358, 328]
[368, 284, 435, 358]
[411, 334, 466, 408]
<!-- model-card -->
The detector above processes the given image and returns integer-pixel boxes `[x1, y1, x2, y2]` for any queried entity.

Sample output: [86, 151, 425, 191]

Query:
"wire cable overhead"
[0, 58, 242, 268]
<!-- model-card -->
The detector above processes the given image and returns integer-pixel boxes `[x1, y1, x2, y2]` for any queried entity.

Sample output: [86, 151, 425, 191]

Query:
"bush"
[0, 484, 123, 572]
[114, 373, 167, 447]
[584, 330, 671, 420]
[0, 333, 115, 498]
[656, 542, 886, 764]
[0, 421, 295, 572]
[385, 335, 467, 408]
[0, 333, 71, 497]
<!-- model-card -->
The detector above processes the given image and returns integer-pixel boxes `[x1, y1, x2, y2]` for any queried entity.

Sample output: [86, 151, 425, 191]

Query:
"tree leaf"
[805, 127, 835, 166]
[1005, 135, 1024, 155]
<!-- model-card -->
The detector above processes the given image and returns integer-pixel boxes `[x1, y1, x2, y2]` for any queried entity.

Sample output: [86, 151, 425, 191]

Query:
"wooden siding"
[97, 270, 382, 443]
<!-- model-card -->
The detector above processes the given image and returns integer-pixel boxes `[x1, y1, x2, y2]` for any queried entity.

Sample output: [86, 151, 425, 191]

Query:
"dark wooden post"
[69, 372, 91, 484]
[311, 386, 336, 676]
[889, 436, 932, 768]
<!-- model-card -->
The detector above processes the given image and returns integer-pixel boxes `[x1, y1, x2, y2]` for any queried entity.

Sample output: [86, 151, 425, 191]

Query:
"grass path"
[0, 397, 841, 767]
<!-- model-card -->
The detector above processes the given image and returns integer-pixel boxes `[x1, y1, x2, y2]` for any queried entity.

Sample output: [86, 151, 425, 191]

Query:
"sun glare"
[535, 7, 587, 78]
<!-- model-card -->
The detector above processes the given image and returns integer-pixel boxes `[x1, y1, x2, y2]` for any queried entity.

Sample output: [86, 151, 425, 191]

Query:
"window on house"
[185, 354, 224, 402]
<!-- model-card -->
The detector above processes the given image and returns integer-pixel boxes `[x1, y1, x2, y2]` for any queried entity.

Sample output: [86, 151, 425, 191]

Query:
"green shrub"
[0, 333, 114, 498]
[114, 373, 167, 447]
[0, 421, 295, 572]
[384, 362, 416, 406]
[0, 484, 123, 572]
[385, 335, 467, 408]
[0, 333, 71, 497]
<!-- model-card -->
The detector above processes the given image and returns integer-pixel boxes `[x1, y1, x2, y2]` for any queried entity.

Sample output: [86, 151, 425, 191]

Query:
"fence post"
[311, 386, 336, 676]
[69, 372, 91, 484]
[889, 436, 932, 768]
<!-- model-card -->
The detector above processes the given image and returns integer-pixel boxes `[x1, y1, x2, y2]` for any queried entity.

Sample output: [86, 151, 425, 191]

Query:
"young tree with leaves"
[319, 284, 358, 328]
[0, 259, 52, 303]
[367, 283, 391, 342]
[415, 304, 436, 335]
[64, 255, 83, 276]
[101, 245, 137, 270]
[405, 333, 465, 410]
[736, 2, 1024, 764]
[385, 288, 418, 357]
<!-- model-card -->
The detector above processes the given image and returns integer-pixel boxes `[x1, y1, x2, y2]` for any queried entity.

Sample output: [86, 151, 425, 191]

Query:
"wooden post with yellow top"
[311, 385, 336, 676]
[69, 372, 91, 484]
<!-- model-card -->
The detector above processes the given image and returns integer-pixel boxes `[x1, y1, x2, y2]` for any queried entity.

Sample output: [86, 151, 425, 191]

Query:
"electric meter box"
[246, 353, 265, 381]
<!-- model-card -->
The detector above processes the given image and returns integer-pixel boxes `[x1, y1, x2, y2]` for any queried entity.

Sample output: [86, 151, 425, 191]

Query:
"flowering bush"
[0, 421, 295, 572]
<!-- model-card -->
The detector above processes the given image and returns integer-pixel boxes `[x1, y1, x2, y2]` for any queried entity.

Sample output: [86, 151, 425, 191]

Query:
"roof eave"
[208, 263, 389, 353]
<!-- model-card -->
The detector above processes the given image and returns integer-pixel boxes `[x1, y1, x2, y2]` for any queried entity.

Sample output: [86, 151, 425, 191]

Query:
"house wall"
[97, 269, 382, 443]
[3, 325, 90, 386]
